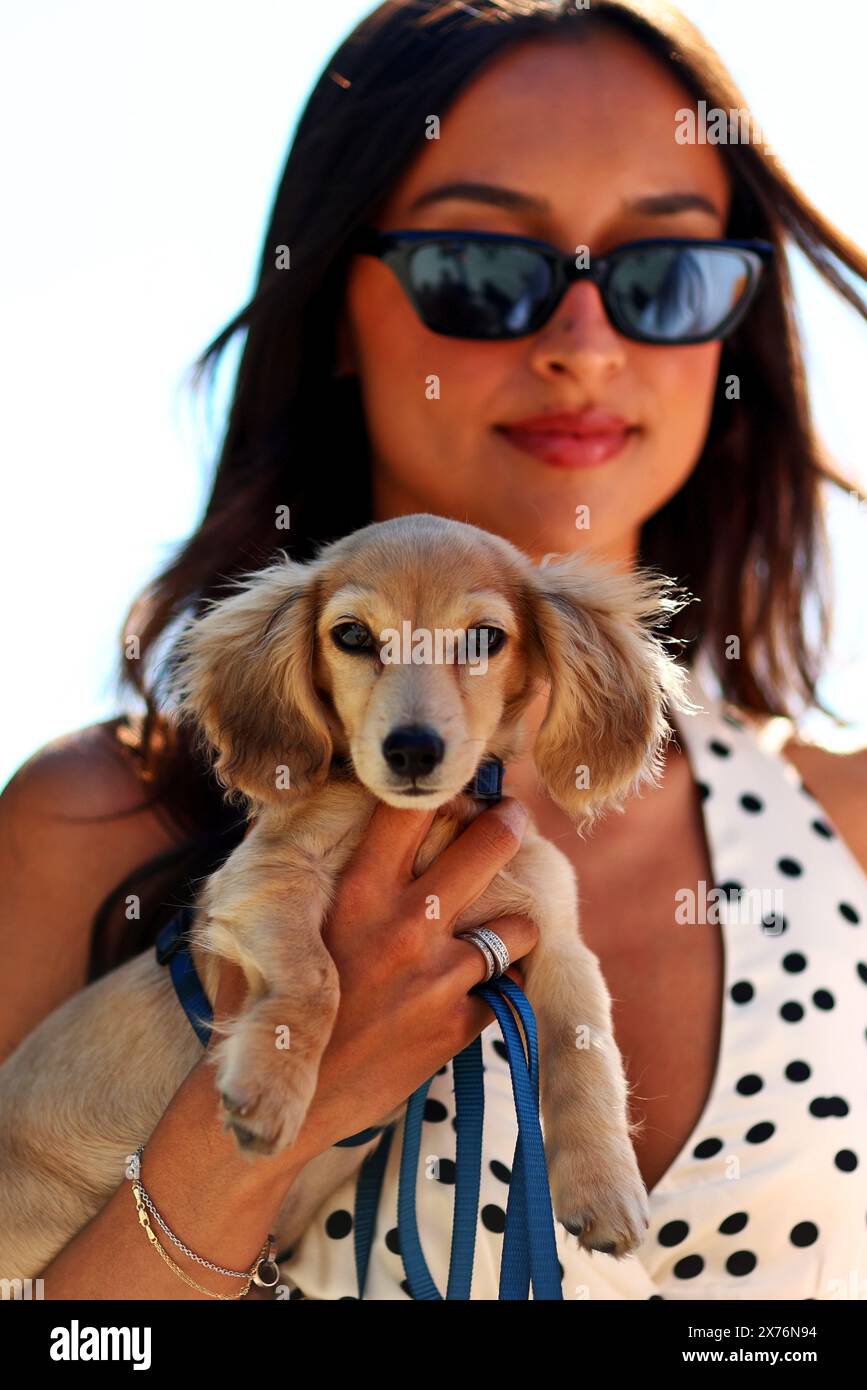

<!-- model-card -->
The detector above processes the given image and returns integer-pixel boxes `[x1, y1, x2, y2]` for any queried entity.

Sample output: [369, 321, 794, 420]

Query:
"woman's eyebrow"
[406, 181, 548, 214]
[628, 191, 722, 218]
[405, 181, 721, 219]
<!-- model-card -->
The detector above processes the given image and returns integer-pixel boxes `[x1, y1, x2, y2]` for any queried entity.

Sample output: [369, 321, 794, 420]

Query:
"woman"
[2, 0, 865, 1300]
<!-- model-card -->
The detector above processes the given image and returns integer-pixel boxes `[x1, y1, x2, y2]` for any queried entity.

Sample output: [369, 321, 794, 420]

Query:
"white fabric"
[278, 666, 867, 1300]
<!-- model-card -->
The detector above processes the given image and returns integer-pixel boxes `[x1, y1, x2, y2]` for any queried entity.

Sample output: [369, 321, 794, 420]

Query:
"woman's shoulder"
[737, 709, 867, 878]
[3, 718, 184, 841]
[0, 721, 187, 1058]
[2, 717, 193, 911]
[777, 735, 867, 873]
[6, 718, 147, 805]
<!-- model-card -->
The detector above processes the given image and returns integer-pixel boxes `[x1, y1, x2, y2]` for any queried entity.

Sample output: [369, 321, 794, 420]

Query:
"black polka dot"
[337, 1295, 358, 1301]
[709, 740, 732, 758]
[778, 857, 803, 877]
[718, 1211, 749, 1235]
[736, 1073, 763, 1095]
[288, 1286, 306, 1299]
[385, 1226, 401, 1255]
[658, 1220, 690, 1246]
[673, 1254, 705, 1278]
[424, 1098, 448, 1123]
[493, 1039, 509, 1062]
[400, 1279, 415, 1298]
[693, 1137, 724, 1159]
[782, 952, 807, 973]
[745, 1121, 775, 1144]
[731, 980, 755, 1004]
[325, 1210, 352, 1239]
[811, 819, 835, 839]
[719, 880, 744, 901]
[726, 1250, 757, 1276]
[762, 913, 788, 936]
[857, 963, 867, 987]
[785, 1060, 811, 1082]
[481, 1205, 507, 1233]
[812, 989, 835, 1010]
[696, 781, 711, 801]
[435, 1157, 456, 1184]
[648, 1293, 665, 1300]
[790, 1221, 819, 1247]
[810, 1096, 849, 1118]
[489, 1159, 511, 1184]
[780, 1001, 804, 1022]
[740, 793, 764, 813]
[835, 1150, 858, 1172]
[839, 902, 861, 925]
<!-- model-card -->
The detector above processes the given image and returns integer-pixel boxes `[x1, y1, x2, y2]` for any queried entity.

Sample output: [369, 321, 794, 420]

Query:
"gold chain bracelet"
[127, 1145, 277, 1295]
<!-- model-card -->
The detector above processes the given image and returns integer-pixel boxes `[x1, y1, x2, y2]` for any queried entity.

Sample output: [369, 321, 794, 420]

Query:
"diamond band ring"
[457, 926, 511, 982]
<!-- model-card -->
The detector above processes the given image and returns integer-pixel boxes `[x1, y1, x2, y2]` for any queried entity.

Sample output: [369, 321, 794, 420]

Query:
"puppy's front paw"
[212, 999, 326, 1158]
[548, 1138, 650, 1259]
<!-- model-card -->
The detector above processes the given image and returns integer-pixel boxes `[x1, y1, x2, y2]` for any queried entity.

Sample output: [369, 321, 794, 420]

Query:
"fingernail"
[500, 799, 528, 837]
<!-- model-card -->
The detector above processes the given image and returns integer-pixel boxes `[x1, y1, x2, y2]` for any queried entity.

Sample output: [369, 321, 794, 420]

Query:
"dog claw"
[220, 1089, 253, 1118]
[223, 1116, 280, 1156]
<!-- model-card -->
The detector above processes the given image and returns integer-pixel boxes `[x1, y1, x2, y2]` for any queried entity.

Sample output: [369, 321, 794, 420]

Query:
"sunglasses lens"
[608, 245, 761, 342]
[406, 239, 554, 338]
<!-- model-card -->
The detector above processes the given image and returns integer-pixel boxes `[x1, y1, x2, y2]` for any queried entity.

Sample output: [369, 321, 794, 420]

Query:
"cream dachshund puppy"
[0, 513, 693, 1282]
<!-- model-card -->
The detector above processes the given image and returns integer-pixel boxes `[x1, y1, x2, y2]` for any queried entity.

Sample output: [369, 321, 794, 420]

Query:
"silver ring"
[472, 926, 511, 976]
[456, 931, 497, 983]
[457, 927, 510, 981]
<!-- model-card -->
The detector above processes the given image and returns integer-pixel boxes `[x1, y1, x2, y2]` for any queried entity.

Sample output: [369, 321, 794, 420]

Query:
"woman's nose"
[526, 280, 628, 380]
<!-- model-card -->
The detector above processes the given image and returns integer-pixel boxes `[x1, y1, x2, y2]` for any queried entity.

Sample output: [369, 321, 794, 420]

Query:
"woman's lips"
[495, 411, 638, 469]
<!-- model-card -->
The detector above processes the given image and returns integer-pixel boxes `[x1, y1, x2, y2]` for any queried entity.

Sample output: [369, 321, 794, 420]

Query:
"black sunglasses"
[351, 227, 775, 346]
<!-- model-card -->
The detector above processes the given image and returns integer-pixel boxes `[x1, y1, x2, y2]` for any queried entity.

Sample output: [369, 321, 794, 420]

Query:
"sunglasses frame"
[351, 226, 775, 346]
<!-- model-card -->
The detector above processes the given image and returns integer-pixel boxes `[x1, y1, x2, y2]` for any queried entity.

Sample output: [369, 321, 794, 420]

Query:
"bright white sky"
[1, 0, 865, 789]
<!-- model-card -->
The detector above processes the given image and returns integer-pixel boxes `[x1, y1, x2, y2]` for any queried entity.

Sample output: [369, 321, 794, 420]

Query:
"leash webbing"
[355, 975, 562, 1301]
[480, 976, 563, 1299]
[392, 1033, 485, 1300]
[155, 903, 563, 1299]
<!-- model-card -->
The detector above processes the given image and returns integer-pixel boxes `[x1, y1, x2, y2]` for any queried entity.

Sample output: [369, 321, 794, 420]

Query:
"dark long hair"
[89, 0, 867, 980]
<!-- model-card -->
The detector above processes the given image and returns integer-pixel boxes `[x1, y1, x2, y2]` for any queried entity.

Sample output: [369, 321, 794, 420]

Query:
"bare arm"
[37, 966, 304, 1300]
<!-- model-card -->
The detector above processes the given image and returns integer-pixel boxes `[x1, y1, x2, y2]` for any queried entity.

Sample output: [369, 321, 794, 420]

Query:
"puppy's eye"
[331, 621, 375, 653]
[469, 626, 507, 656]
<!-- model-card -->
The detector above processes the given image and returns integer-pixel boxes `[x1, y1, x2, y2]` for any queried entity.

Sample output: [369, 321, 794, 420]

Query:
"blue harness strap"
[155, 906, 214, 1048]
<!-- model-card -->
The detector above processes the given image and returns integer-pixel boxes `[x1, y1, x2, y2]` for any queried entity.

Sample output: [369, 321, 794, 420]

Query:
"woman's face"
[338, 28, 732, 568]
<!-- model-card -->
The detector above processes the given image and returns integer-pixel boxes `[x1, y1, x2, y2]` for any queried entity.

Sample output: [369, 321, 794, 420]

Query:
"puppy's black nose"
[382, 725, 445, 779]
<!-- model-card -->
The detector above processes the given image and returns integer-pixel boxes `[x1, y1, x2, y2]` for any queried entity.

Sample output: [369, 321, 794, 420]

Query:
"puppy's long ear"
[168, 556, 333, 810]
[525, 554, 697, 829]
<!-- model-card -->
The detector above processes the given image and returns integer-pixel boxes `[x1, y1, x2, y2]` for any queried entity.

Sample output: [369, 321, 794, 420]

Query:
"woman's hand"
[211, 798, 537, 1171]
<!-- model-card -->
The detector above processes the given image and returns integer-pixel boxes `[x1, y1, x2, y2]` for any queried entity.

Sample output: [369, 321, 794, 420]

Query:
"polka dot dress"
[276, 663, 867, 1299]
